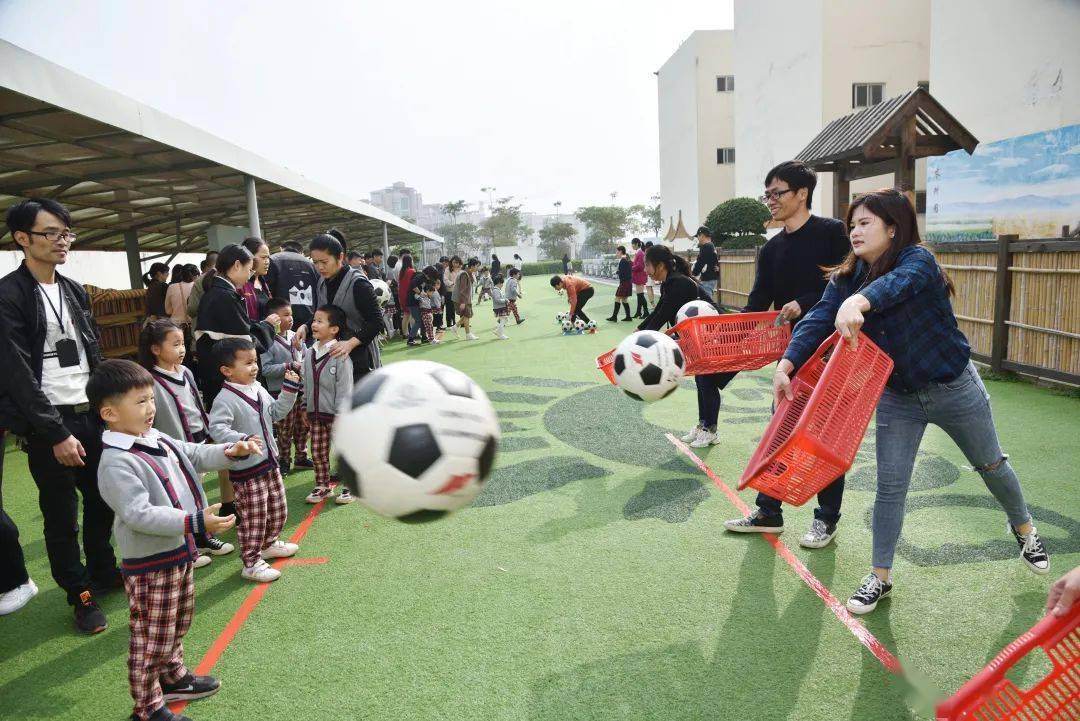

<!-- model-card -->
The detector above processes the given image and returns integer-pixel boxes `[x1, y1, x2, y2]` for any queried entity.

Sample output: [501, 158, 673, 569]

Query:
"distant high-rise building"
[369, 181, 423, 221]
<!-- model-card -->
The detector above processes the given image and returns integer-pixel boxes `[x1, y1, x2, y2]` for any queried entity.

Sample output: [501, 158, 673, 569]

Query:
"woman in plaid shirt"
[775, 188, 1049, 616]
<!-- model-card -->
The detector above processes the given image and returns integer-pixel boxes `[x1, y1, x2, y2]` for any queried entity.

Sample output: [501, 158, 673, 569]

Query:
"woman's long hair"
[830, 188, 954, 295]
[644, 244, 691, 278]
[399, 254, 414, 272]
[142, 262, 169, 288]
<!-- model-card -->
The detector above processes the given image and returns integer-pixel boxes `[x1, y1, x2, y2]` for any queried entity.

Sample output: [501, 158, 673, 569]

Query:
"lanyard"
[38, 284, 66, 336]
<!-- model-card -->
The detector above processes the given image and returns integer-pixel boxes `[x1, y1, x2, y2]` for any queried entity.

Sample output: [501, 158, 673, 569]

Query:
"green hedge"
[519, 260, 582, 276]
[721, 234, 768, 249]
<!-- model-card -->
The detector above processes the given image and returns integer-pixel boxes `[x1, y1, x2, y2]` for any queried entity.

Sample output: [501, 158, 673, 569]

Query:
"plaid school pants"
[421, 309, 435, 340]
[308, 416, 334, 488]
[273, 398, 310, 465]
[507, 299, 521, 322]
[232, 469, 288, 567]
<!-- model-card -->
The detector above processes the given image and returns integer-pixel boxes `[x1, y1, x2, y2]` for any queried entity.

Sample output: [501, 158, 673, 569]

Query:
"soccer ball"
[556, 312, 569, 323]
[573, 319, 586, 332]
[585, 320, 596, 331]
[612, 330, 685, 402]
[676, 299, 719, 325]
[561, 319, 573, 332]
[332, 361, 500, 520]
[369, 279, 391, 306]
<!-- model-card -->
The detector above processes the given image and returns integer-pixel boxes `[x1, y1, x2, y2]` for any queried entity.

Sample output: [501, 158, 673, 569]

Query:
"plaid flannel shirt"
[782, 245, 970, 393]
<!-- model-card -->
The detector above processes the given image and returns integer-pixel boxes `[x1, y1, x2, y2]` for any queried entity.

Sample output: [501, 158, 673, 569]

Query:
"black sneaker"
[161, 673, 221, 702]
[74, 591, 107, 634]
[137, 705, 194, 721]
[197, 534, 235, 556]
[279, 459, 292, 475]
[722, 510, 785, 534]
[846, 573, 893, 615]
[1010, 524, 1050, 575]
[294, 457, 314, 469]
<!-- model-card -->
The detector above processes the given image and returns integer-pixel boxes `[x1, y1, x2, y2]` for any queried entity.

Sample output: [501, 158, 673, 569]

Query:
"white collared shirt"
[102, 428, 195, 508]
[224, 380, 262, 400]
[153, 365, 186, 381]
[312, 339, 337, 359]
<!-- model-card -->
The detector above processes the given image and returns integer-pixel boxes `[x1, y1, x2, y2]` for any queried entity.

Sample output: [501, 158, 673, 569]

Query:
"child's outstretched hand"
[225, 438, 260, 458]
[284, 369, 300, 383]
[203, 503, 236, 534]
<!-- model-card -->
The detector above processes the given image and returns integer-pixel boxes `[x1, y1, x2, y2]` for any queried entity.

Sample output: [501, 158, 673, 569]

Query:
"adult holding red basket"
[773, 188, 1048, 616]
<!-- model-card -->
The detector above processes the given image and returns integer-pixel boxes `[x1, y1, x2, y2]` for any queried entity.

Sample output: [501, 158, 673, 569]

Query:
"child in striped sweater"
[139, 319, 235, 567]
[302, 305, 354, 505]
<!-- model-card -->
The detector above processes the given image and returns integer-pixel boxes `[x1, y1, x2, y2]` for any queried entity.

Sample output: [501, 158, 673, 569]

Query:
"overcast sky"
[0, 0, 733, 217]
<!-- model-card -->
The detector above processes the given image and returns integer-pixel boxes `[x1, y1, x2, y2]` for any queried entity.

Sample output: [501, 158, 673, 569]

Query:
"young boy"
[259, 298, 312, 475]
[490, 274, 510, 340]
[476, 267, 493, 303]
[430, 277, 445, 333]
[419, 282, 439, 345]
[208, 338, 301, 583]
[90, 359, 258, 721]
[505, 268, 525, 324]
[303, 305, 354, 505]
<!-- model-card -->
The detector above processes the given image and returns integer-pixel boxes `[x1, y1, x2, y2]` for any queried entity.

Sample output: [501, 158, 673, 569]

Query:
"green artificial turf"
[1, 281, 1077, 721]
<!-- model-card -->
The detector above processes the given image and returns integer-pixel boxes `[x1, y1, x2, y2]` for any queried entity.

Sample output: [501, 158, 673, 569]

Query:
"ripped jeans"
[871, 362, 1031, 569]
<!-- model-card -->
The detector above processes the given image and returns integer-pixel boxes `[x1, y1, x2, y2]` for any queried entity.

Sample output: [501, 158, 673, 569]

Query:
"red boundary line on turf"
[170, 500, 328, 713]
[666, 433, 902, 674]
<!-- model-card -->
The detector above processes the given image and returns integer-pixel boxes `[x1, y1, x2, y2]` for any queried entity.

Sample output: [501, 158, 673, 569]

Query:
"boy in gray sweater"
[89, 359, 258, 721]
[505, 267, 525, 324]
[490, 274, 510, 340]
[259, 298, 312, 475]
[302, 305, 354, 505]
[208, 338, 301, 583]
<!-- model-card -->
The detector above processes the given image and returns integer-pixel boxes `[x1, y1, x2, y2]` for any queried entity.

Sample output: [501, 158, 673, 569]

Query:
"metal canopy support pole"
[383, 222, 389, 260]
[124, 229, 142, 290]
[421, 237, 427, 266]
[245, 175, 262, 238]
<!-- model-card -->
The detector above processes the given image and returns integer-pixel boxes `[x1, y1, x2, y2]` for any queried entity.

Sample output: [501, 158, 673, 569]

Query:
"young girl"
[138, 319, 235, 566]
[490, 274, 510, 340]
[303, 305, 354, 505]
[505, 268, 525, 324]
[608, 245, 633, 322]
[419, 282, 440, 345]
[430, 278, 445, 332]
[773, 188, 1049, 615]
[476, 267, 493, 303]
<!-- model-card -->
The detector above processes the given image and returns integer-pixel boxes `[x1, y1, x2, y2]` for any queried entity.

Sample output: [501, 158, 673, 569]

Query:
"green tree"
[574, 205, 629, 251]
[537, 222, 577, 260]
[705, 197, 771, 245]
[441, 200, 467, 225]
[481, 197, 533, 247]
[645, 203, 663, 236]
[437, 222, 479, 257]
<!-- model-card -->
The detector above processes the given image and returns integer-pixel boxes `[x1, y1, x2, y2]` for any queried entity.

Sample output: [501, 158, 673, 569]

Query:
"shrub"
[520, 260, 582, 276]
[723, 234, 768, 249]
[706, 197, 771, 239]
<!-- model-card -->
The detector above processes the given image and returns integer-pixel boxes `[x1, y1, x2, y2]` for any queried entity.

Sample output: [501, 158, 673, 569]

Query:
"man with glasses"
[0, 198, 118, 634]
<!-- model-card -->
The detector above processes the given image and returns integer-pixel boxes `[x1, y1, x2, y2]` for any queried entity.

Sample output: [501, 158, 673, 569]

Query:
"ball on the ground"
[585, 320, 596, 330]
[333, 360, 500, 520]
[676, 299, 719, 325]
[556, 312, 569, 323]
[561, 319, 573, 332]
[369, 278, 391, 306]
[612, 330, 685, 402]
[573, 319, 586, 331]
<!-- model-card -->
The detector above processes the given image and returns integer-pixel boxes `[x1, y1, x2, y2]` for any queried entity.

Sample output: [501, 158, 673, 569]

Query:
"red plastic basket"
[936, 602, 1080, 720]
[672, 311, 791, 374]
[738, 331, 893, 506]
[595, 311, 790, 384]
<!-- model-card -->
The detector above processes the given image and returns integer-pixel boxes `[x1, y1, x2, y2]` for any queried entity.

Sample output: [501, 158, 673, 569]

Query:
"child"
[302, 305, 354, 505]
[490, 274, 510, 340]
[505, 267, 525, 324]
[607, 245, 633, 321]
[430, 278, 445, 333]
[90, 359, 259, 721]
[408, 281, 428, 347]
[418, 282, 440, 346]
[259, 298, 313, 475]
[139, 320, 234, 567]
[208, 338, 301, 583]
[476, 267, 493, 303]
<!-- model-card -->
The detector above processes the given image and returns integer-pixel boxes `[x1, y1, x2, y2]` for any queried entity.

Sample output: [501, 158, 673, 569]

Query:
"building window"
[716, 147, 735, 164]
[852, 82, 885, 109]
[716, 75, 734, 92]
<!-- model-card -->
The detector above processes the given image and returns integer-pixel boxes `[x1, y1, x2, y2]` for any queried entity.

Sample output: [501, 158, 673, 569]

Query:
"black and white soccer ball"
[561, 319, 573, 332]
[332, 361, 499, 520]
[585, 320, 597, 331]
[612, 330, 685, 402]
[676, 299, 719, 325]
[556, 312, 569, 323]
[573, 318, 586, 331]
[369, 279, 391, 306]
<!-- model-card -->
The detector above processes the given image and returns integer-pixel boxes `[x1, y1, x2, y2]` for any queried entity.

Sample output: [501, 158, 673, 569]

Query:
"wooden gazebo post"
[832, 160, 850, 221]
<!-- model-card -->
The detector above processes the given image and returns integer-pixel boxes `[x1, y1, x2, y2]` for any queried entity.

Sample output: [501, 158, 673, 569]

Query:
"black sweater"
[692, 242, 719, 282]
[617, 257, 632, 283]
[638, 273, 714, 332]
[744, 215, 849, 320]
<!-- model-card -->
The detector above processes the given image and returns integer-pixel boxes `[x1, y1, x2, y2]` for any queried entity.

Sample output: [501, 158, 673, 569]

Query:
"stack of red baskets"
[935, 601, 1079, 720]
[738, 331, 893, 506]
[596, 311, 791, 384]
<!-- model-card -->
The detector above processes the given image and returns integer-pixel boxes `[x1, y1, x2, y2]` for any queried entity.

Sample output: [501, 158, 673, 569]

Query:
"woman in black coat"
[143, 262, 169, 319]
[637, 244, 725, 449]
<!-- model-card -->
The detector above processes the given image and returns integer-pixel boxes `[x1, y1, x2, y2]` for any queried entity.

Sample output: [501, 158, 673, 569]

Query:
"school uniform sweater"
[505, 277, 521, 301]
[208, 379, 299, 481]
[260, 331, 300, 396]
[98, 429, 237, 576]
[151, 366, 210, 443]
[491, 286, 508, 310]
[302, 341, 353, 421]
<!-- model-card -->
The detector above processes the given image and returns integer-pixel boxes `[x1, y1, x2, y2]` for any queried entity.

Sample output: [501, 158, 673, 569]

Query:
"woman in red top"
[397, 254, 416, 340]
[549, 274, 593, 323]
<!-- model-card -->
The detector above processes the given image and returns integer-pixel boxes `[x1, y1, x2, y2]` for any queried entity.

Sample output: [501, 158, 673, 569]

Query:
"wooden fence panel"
[1006, 250, 1080, 377]
[934, 249, 996, 358]
[717, 250, 757, 309]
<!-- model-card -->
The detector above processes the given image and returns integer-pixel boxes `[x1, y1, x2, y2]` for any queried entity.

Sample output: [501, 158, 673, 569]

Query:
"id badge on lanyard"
[40, 285, 81, 368]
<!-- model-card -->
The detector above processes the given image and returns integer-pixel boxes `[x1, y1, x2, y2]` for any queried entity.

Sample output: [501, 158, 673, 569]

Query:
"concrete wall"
[0, 250, 207, 289]
[695, 31, 735, 227]
[657, 33, 702, 234]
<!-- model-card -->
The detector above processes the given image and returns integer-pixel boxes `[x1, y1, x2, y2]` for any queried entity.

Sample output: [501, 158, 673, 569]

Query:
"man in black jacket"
[267, 240, 318, 331]
[0, 198, 117, 634]
[691, 226, 719, 301]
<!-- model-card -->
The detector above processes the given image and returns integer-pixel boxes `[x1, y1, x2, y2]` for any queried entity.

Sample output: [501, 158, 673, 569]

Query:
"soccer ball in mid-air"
[573, 319, 586, 332]
[612, 330, 685, 402]
[676, 299, 719, 325]
[561, 319, 574, 333]
[333, 361, 500, 520]
[369, 279, 391, 306]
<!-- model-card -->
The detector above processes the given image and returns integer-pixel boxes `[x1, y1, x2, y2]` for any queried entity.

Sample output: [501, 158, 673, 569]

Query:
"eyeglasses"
[29, 230, 77, 243]
[759, 189, 795, 203]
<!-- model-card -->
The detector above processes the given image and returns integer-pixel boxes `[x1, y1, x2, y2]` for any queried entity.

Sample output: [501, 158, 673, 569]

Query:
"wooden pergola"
[795, 87, 979, 219]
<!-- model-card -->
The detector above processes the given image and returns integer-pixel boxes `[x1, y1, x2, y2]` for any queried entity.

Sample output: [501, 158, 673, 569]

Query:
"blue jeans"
[871, 362, 1030, 569]
[700, 279, 717, 298]
[407, 306, 423, 341]
[694, 372, 737, 431]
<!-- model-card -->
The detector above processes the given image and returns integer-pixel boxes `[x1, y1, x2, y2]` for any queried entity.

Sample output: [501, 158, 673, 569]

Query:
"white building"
[369, 181, 423, 221]
[656, 30, 735, 234]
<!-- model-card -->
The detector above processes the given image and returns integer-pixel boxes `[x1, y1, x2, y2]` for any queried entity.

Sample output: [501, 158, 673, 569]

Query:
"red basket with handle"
[672, 311, 791, 374]
[936, 602, 1079, 720]
[596, 311, 790, 384]
[738, 331, 893, 506]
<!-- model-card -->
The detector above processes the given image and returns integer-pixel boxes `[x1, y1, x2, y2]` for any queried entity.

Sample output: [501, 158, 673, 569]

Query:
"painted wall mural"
[926, 123, 1080, 241]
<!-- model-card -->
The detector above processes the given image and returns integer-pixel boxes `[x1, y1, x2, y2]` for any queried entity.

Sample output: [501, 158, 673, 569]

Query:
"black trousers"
[443, 291, 456, 326]
[0, 432, 30, 594]
[25, 410, 116, 605]
[571, 287, 595, 323]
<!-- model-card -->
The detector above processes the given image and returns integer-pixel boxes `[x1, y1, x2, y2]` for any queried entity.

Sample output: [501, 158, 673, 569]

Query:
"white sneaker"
[799, 519, 839, 549]
[0, 579, 38, 616]
[496, 332, 509, 340]
[680, 425, 703, 443]
[466, 333, 479, 341]
[241, 560, 281, 583]
[261, 540, 299, 559]
[689, 429, 721, 448]
[193, 553, 212, 569]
